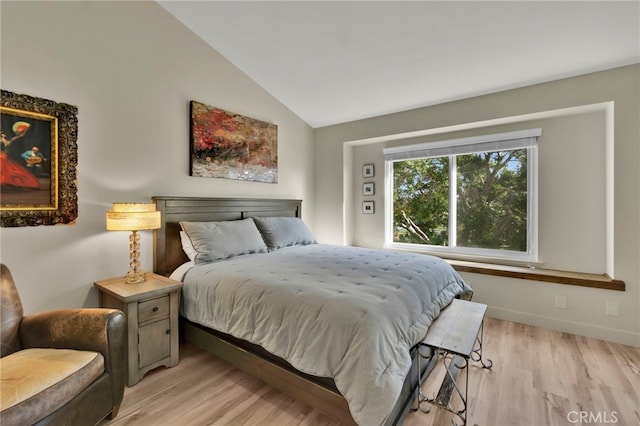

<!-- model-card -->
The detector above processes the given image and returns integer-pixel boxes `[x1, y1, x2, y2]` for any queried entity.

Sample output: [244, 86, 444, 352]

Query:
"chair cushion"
[0, 348, 104, 425]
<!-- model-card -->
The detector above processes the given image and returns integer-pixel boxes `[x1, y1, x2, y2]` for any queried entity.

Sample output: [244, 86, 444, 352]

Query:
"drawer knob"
[152, 307, 159, 312]
[165, 329, 171, 335]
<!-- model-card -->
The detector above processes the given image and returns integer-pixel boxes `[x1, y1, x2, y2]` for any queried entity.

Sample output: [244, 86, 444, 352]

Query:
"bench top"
[422, 299, 487, 357]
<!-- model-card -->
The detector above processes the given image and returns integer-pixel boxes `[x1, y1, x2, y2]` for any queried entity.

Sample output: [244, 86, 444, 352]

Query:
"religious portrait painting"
[0, 90, 78, 227]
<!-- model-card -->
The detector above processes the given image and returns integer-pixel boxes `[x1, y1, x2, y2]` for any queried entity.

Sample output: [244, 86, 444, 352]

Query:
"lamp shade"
[106, 203, 161, 231]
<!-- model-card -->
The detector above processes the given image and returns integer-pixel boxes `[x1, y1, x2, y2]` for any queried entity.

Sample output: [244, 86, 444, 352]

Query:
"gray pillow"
[252, 216, 316, 251]
[179, 218, 267, 264]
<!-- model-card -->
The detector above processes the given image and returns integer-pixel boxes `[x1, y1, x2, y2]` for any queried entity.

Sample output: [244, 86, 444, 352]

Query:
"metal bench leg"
[471, 320, 493, 369]
[425, 351, 468, 426]
[411, 346, 422, 412]
[412, 345, 431, 413]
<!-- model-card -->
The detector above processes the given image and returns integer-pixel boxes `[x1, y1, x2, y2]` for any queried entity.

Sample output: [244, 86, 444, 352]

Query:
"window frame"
[384, 129, 540, 265]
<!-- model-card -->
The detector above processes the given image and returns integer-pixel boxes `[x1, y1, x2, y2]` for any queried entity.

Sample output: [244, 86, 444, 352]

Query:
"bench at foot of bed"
[414, 299, 493, 426]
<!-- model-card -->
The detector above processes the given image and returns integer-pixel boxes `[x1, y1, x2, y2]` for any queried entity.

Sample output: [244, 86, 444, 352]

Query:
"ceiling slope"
[159, 1, 640, 128]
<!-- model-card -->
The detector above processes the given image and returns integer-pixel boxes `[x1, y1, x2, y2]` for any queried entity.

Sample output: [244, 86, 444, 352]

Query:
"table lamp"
[106, 202, 161, 284]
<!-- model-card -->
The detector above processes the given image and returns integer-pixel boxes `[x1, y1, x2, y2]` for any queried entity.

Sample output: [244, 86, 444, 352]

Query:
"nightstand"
[94, 273, 183, 386]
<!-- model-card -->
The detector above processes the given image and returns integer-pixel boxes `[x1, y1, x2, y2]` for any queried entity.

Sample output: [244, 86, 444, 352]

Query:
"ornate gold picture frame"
[1, 90, 78, 227]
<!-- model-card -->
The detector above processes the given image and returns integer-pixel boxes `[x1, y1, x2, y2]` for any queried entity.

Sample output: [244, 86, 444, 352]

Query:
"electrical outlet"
[606, 301, 619, 317]
[555, 295, 567, 309]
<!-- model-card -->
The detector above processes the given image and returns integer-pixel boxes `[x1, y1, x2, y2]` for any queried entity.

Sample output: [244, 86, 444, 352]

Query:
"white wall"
[314, 65, 640, 346]
[0, 1, 314, 313]
[351, 110, 608, 274]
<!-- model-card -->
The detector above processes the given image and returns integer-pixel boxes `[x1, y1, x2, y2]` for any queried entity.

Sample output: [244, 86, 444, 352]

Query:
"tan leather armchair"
[0, 264, 127, 425]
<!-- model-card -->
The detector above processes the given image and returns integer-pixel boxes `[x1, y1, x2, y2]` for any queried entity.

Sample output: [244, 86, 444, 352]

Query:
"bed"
[152, 196, 472, 425]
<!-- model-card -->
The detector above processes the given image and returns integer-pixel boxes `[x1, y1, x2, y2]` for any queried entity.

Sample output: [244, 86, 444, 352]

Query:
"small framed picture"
[362, 163, 375, 178]
[362, 182, 375, 196]
[362, 201, 375, 214]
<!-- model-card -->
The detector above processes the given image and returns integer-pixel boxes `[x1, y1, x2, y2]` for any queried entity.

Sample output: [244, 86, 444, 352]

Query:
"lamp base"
[124, 230, 146, 284]
[125, 270, 146, 284]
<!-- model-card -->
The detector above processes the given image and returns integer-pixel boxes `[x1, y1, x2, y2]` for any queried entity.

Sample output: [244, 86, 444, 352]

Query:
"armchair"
[0, 264, 127, 425]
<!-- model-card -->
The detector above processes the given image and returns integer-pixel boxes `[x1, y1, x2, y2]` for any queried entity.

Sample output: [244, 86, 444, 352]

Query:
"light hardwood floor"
[102, 318, 639, 426]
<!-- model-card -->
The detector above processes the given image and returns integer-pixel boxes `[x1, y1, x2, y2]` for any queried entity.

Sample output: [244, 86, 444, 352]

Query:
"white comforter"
[180, 244, 471, 425]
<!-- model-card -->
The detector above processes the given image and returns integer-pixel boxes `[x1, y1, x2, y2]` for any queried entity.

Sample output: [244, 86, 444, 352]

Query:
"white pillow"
[179, 231, 197, 261]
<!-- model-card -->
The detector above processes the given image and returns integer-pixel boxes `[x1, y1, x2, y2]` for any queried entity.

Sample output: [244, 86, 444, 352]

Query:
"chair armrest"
[20, 308, 125, 352]
[20, 308, 127, 400]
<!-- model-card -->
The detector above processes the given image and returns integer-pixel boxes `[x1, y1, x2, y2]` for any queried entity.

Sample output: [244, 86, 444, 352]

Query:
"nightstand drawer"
[138, 296, 169, 323]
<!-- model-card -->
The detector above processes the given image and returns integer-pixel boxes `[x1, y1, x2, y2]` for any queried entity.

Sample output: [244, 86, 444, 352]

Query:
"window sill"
[447, 260, 626, 291]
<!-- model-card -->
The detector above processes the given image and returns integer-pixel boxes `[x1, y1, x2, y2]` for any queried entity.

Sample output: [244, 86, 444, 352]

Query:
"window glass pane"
[456, 149, 527, 251]
[392, 158, 449, 246]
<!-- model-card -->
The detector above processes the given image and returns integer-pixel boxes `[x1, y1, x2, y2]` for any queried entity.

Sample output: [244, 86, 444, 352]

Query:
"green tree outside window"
[392, 149, 527, 252]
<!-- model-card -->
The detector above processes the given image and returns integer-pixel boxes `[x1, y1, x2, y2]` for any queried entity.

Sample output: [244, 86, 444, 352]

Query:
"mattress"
[179, 244, 472, 425]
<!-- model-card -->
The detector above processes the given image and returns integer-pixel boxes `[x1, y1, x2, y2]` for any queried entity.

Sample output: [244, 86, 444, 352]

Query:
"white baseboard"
[486, 306, 640, 347]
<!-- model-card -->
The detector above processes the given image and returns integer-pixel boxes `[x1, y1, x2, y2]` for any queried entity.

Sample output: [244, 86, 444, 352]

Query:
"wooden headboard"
[152, 196, 302, 277]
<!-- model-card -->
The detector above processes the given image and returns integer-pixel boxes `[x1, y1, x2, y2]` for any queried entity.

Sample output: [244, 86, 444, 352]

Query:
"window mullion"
[528, 146, 538, 260]
[449, 155, 457, 248]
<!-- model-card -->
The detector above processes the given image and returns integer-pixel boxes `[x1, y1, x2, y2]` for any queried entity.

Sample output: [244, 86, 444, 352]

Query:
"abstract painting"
[190, 100, 278, 183]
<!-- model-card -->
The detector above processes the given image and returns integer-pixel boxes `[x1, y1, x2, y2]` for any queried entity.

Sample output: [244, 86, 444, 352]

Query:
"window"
[384, 129, 540, 263]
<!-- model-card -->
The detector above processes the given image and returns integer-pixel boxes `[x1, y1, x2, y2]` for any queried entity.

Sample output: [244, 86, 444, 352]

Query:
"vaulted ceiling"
[159, 1, 640, 128]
